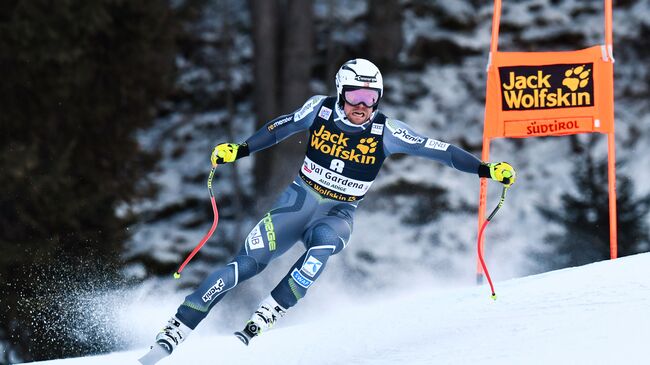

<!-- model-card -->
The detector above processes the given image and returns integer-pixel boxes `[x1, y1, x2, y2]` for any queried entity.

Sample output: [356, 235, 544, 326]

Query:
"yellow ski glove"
[480, 162, 516, 187]
[210, 143, 249, 166]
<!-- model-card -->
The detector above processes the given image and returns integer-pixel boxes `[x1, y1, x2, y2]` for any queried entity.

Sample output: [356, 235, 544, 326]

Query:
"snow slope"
[24, 253, 650, 365]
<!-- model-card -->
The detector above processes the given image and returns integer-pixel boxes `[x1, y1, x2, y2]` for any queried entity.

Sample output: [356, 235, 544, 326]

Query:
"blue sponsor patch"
[301, 255, 323, 277]
[291, 268, 313, 288]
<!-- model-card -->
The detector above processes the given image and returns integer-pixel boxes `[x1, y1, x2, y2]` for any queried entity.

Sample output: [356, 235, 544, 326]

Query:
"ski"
[138, 344, 170, 365]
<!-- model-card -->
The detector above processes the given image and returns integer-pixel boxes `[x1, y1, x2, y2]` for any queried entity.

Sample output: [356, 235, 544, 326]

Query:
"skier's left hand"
[481, 162, 516, 187]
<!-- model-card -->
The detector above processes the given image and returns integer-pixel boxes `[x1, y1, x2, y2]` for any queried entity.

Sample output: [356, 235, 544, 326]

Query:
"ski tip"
[234, 331, 250, 346]
[173, 272, 181, 279]
[138, 343, 171, 365]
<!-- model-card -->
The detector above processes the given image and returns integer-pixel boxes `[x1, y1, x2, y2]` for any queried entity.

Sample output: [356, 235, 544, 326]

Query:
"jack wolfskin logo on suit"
[310, 125, 377, 165]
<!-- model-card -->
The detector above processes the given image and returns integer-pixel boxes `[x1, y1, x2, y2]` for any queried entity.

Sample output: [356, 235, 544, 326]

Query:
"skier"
[138, 58, 515, 364]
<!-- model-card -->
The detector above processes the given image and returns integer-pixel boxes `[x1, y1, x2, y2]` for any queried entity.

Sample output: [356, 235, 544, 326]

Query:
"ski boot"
[138, 316, 192, 365]
[234, 296, 286, 345]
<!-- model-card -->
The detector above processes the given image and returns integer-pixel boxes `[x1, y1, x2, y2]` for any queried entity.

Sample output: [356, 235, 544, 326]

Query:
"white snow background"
[9, 1, 650, 364]
[21, 252, 650, 365]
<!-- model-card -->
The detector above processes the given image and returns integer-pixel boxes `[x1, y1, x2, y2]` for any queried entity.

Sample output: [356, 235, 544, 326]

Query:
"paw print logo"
[356, 138, 378, 154]
[562, 65, 591, 92]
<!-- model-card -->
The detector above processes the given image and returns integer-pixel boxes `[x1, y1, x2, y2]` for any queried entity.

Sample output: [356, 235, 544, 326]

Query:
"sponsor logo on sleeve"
[202, 278, 225, 302]
[385, 120, 425, 144]
[267, 115, 293, 132]
[301, 256, 323, 277]
[294, 96, 325, 121]
[291, 268, 313, 288]
[392, 128, 425, 144]
[371, 123, 384, 135]
[318, 106, 332, 120]
[424, 139, 450, 151]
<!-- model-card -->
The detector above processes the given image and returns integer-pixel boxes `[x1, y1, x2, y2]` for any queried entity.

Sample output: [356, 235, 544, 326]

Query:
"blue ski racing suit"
[175, 95, 488, 329]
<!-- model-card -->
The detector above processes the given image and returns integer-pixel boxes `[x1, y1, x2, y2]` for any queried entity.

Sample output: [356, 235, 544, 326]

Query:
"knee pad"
[308, 224, 346, 254]
[233, 255, 266, 281]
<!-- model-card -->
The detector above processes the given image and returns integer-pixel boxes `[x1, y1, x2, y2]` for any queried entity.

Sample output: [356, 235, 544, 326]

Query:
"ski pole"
[174, 167, 219, 279]
[477, 185, 508, 300]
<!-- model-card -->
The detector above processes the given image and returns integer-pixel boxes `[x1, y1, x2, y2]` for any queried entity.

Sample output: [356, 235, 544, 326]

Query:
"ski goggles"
[342, 87, 381, 108]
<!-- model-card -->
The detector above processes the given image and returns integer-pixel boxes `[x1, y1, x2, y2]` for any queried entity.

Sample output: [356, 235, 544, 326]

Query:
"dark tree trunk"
[367, 0, 403, 71]
[261, 0, 314, 199]
[249, 0, 280, 204]
[325, 0, 343, 94]
[281, 0, 314, 111]
[249, 0, 314, 208]
[221, 0, 244, 240]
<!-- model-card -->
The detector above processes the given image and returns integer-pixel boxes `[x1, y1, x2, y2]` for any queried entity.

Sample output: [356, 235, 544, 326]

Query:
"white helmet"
[335, 59, 383, 109]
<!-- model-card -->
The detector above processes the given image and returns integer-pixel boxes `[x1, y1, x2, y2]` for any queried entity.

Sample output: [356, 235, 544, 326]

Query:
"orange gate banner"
[484, 45, 615, 139]
[477, 0, 617, 281]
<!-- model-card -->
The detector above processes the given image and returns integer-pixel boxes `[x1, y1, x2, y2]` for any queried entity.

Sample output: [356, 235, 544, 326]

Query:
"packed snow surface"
[25, 253, 650, 365]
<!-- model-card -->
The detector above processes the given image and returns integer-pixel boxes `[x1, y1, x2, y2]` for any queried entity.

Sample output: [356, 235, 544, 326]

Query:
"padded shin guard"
[271, 245, 336, 308]
[176, 262, 239, 328]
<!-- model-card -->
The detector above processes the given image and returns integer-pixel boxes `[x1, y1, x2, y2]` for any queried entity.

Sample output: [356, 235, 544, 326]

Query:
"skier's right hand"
[211, 143, 249, 166]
